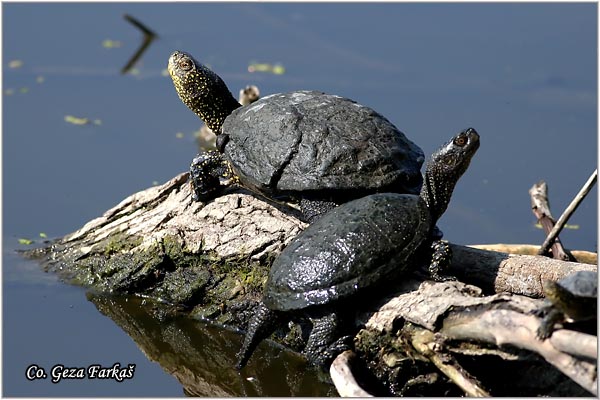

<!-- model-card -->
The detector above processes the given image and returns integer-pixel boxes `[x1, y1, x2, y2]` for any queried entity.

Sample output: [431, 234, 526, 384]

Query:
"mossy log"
[24, 172, 597, 396]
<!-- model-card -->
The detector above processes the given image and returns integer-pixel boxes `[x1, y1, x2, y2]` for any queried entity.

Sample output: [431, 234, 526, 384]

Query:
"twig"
[410, 327, 490, 397]
[539, 170, 597, 255]
[121, 14, 158, 75]
[442, 308, 597, 394]
[330, 350, 374, 397]
[123, 14, 157, 37]
[529, 181, 572, 260]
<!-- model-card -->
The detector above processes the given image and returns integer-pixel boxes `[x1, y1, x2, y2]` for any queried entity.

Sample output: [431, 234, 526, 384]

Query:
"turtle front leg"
[534, 306, 564, 340]
[304, 311, 352, 367]
[189, 151, 239, 202]
[428, 240, 456, 282]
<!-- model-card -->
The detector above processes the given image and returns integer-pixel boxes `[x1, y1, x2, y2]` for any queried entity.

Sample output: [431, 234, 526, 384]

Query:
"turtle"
[236, 127, 480, 369]
[168, 50, 425, 222]
[535, 270, 597, 340]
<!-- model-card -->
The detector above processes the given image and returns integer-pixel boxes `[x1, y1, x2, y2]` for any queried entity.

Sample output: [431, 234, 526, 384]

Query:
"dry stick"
[538, 170, 598, 256]
[529, 181, 572, 261]
[410, 328, 490, 397]
[330, 350, 374, 397]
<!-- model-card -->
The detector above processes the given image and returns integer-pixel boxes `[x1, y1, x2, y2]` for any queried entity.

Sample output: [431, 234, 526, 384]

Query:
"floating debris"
[102, 39, 123, 49]
[64, 115, 102, 126]
[151, 180, 159, 186]
[175, 132, 185, 139]
[8, 59, 23, 69]
[248, 62, 285, 75]
[127, 67, 141, 76]
[535, 223, 579, 230]
[124, 14, 157, 37]
[36, 76, 45, 84]
[121, 14, 158, 75]
[160, 68, 169, 77]
[4, 89, 14, 96]
[39, 232, 48, 238]
[65, 115, 90, 125]
[19, 87, 29, 94]
[18, 238, 33, 245]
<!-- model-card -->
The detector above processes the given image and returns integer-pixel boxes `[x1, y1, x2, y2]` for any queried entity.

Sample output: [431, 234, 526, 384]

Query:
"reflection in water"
[121, 14, 157, 75]
[87, 293, 336, 396]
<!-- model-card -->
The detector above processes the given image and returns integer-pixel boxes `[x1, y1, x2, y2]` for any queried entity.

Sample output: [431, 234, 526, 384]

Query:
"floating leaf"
[18, 238, 33, 245]
[39, 232, 47, 238]
[65, 115, 89, 125]
[8, 60, 23, 69]
[271, 64, 286, 75]
[248, 62, 286, 75]
[102, 39, 123, 49]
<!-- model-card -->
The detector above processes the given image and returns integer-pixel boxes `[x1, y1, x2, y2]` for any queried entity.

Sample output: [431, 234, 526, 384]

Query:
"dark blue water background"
[3, 2, 597, 396]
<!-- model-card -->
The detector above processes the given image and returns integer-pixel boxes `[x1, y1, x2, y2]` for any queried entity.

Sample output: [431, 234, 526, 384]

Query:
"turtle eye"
[179, 58, 193, 71]
[453, 134, 468, 147]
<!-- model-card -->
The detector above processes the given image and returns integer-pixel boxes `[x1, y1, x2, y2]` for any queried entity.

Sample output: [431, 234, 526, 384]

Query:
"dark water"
[3, 3, 597, 396]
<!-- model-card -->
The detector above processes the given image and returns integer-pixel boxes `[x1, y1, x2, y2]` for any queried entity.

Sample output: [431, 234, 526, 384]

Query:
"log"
[354, 280, 596, 396]
[21, 173, 598, 396]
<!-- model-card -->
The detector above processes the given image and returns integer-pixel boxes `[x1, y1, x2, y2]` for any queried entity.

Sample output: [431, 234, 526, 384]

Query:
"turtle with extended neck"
[168, 50, 424, 222]
[236, 128, 480, 369]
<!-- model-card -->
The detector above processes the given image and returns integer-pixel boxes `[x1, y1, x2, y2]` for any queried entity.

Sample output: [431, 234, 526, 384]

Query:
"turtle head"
[168, 51, 241, 133]
[420, 127, 480, 224]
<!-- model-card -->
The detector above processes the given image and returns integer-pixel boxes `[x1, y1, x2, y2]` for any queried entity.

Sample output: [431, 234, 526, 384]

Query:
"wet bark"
[23, 172, 597, 396]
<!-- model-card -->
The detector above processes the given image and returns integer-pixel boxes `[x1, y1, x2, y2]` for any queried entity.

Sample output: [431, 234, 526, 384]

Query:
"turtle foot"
[189, 151, 238, 202]
[428, 240, 456, 281]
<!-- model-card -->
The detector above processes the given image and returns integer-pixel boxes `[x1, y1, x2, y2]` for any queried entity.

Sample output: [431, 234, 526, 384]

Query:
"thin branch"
[539, 170, 597, 255]
[410, 327, 490, 397]
[529, 181, 572, 260]
[330, 350, 374, 397]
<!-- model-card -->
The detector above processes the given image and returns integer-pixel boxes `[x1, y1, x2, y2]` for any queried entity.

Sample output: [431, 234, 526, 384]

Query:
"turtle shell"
[221, 91, 424, 200]
[555, 270, 597, 299]
[263, 193, 431, 311]
[545, 270, 597, 322]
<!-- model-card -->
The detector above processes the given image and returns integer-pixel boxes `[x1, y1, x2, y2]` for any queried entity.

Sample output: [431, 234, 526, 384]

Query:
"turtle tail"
[236, 302, 280, 369]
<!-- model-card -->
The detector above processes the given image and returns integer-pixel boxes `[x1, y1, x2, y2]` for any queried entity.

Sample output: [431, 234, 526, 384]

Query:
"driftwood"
[23, 172, 597, 396]
[346, 280, 597, 396]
